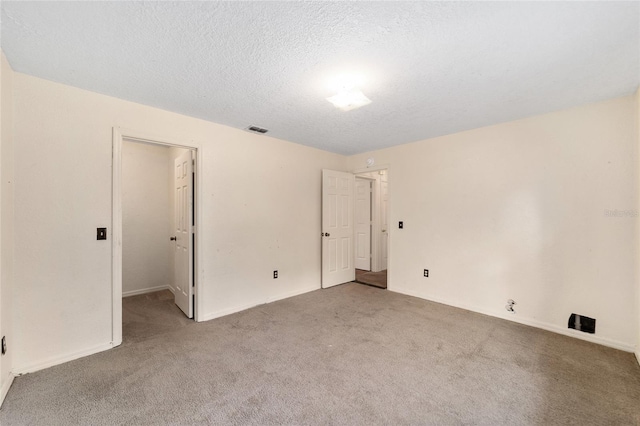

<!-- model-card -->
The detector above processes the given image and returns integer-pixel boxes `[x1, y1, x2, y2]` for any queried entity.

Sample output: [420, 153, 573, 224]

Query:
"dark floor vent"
[568, 313, 596, 334]
[245, 125, 268, 134]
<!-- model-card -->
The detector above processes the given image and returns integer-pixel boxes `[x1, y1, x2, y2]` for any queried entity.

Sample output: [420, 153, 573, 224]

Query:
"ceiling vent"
[245, 125, 268, 134]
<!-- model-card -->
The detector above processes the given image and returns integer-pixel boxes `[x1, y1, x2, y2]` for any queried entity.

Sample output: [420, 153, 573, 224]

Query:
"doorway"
[321, 167, 390, 290]
[112, 128, 203, 347]
[120, 141, 195, 343]
[354, 169, 388, 289]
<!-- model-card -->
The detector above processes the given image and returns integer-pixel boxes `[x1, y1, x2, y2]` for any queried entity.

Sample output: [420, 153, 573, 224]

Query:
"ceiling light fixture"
[326, 90, 372, 112]
[326, 73, 372, 112]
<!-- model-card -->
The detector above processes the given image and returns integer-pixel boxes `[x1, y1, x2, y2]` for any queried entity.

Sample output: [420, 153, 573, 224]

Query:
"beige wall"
[349, 95, 639, 351]
[12, 72, 346, 373]
[122, 141, 172, 296]
[0, 53, 15, 404]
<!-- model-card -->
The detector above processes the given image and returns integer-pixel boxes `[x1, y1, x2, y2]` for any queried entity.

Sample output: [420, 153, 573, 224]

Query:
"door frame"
[352, 164, 391, 289]
[111, 127, 204, 347]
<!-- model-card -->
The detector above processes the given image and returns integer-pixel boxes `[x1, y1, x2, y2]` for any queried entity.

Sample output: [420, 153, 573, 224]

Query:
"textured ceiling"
[1, 1, 639, 155]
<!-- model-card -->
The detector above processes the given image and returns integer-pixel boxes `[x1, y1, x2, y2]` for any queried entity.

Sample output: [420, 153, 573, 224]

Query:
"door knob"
[382, 230, 387, 233]
[322, 232, 330, 237]
[170, 236, 177, 241]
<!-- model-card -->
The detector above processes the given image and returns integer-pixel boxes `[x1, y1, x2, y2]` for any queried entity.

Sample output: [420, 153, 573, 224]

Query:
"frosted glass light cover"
[326, 90, 372, 111]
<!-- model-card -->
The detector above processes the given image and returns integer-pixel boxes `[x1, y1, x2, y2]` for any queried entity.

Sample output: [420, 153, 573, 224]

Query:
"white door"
[354, 178, 372, 271]
[380, 179, 389, 270]
[173, 150, 194, 318]
[322, 169, 355, 288]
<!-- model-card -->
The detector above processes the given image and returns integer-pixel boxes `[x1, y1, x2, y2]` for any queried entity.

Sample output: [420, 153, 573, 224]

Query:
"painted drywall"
[349, 96, 639, 351]
[122, 141, 171, 296]
[12, 73, 346, 373]
[0, 52, 15, 404]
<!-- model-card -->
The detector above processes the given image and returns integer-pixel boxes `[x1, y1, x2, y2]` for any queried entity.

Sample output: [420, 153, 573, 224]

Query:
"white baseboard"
[201, 301, 264, 322]
[266, 285, 319, 303]
[391, 286, 635, 353]
[635, 348, 640, 367]
[201, 285, 319, 322]
[0, 372, 14, 408]
[13, 342, 114, 375]
[123, 285, 170, 298]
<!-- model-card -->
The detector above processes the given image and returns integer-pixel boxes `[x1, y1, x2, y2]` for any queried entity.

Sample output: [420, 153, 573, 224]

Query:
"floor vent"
[568, 313, 596, 334]
[245, 125, 269, 134]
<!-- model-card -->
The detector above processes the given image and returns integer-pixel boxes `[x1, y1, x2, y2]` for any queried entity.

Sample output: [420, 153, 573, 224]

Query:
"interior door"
[173, 150, 193, 318]
[380, 178, 389, 270]
[322, 169, 355, 288]
[354, 178, 372, 271]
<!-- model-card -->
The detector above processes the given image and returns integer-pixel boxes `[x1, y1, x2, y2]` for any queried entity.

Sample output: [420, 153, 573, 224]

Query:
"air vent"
[568, 313, 596, 334]
[246, 125, 269, 134]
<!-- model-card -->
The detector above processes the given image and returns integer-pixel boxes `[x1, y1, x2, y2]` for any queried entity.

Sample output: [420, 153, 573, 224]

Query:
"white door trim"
[112, 127, 204, 347]
[351, 164, 391, 175]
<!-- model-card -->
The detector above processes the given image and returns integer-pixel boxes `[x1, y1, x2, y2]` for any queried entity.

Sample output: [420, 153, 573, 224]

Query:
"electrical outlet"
[273, 270, 278, 279]
[424, 269, 429, 277]
[506, 299, 516, 313]
[1, 336, 6, 355]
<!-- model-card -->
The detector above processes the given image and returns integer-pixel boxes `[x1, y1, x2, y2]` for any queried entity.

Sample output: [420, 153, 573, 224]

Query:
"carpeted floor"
[2, 283, 639, 425]
[355, 269, 387, 289]
[122, 289, 192, 345]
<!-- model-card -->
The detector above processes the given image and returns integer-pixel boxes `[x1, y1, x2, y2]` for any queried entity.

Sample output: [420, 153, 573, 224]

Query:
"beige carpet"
[122, 289, 192, 345]
[355, 269, 387, 289]
[2, 283, 639, 425]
